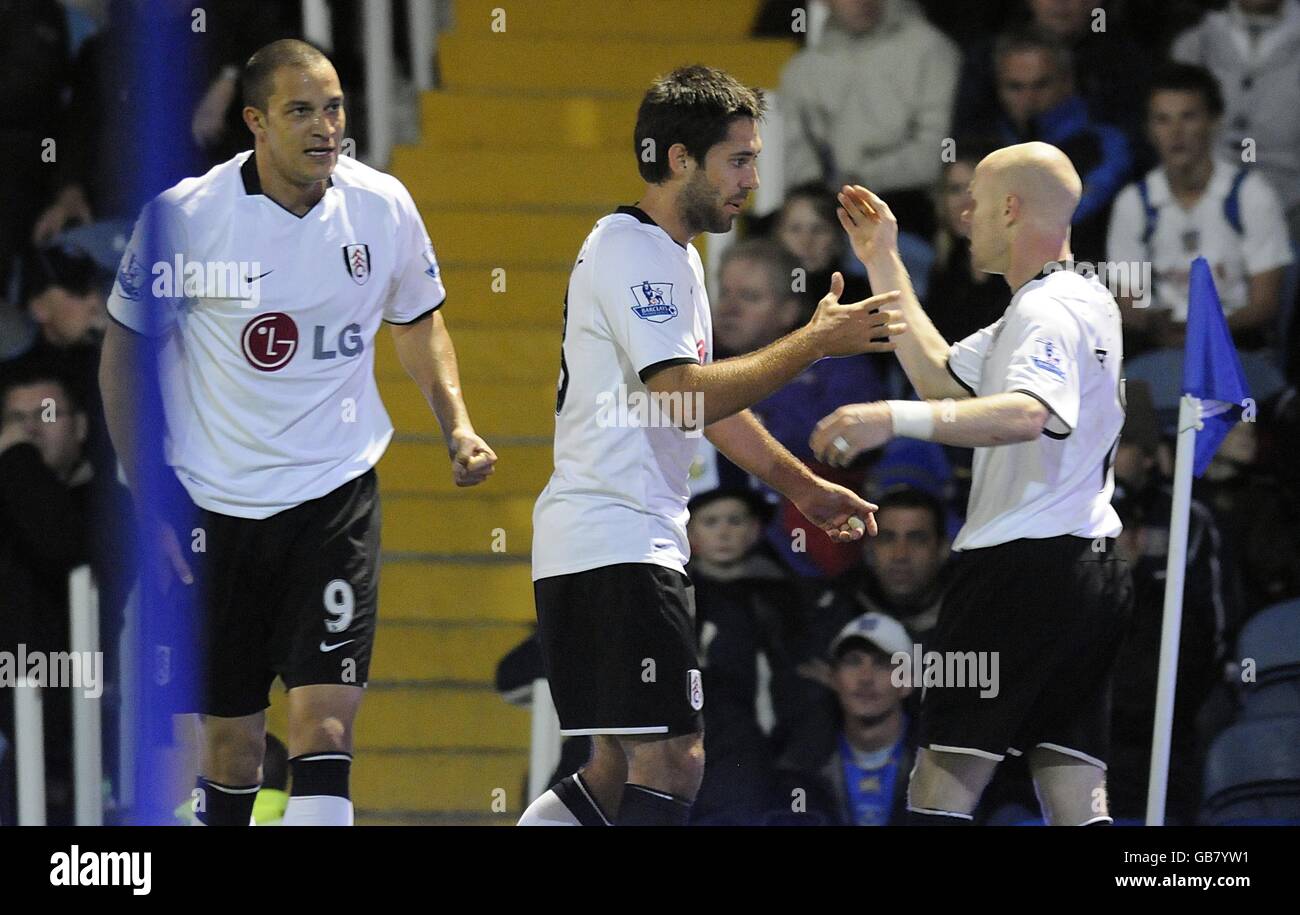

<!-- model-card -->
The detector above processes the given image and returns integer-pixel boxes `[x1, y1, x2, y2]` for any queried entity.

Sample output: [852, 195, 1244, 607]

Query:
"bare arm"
[389, 310, 496, 486]
[811, 392, 1049, 466]
[99, 321, 146, 496]
[99, 321, 193, 585]
[1227, 267, 1284, 335]
[645, 275, 904, 426]
[706, 409, 879, 541]
[838, 186, 973, 401]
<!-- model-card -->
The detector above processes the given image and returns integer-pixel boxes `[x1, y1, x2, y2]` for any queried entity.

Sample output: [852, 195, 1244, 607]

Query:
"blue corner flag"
[1182, 257, 1250, 476]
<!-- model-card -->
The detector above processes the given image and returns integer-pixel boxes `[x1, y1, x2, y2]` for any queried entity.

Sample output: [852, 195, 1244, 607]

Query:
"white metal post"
[363, 0, 395, 167]
[301, 0, 333, 50]
[408, 0, 436, 91]
[1145, 394, 1200, 825]
[15, 678, 46, 826]
[69, 565, 103, 825]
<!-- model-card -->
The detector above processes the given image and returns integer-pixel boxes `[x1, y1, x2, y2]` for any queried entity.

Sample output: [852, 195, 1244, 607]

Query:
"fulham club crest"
[343, 243, 371, 285]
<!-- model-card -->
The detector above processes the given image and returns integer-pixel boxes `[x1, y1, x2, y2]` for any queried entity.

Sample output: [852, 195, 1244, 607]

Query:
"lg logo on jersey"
[241, 313, 364, 372]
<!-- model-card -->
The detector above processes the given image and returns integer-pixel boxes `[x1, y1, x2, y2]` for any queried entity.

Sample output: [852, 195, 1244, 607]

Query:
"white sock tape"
[887, 400, 935, 440]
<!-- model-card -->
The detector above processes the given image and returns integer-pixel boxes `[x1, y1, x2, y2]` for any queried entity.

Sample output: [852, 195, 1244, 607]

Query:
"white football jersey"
[946, 268, 1125, 550]
[107, 151, 445, 519]
[532, 207, 712, 580]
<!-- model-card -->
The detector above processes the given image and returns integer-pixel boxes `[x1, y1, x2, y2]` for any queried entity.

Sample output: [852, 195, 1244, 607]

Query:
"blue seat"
[1237, 598, 1300, 683]
[1200, 715, 1300, 825]
[1239, 679, 1300, 720]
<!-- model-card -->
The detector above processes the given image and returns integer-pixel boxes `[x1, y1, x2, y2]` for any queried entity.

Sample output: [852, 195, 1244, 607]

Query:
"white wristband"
[886, 400, 935, 441]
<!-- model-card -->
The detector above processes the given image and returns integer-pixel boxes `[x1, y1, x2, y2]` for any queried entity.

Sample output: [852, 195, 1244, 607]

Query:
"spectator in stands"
[32, 2, 205, 247]
[714, 239, 890, 577]
[991, 27, 1132, 259]
[1171, 0, 1300, 241]
[924, 143, 1012, 344]
[772, 181, 932, 318]
[778, 0, 959, 238]
[803, 485, 950, 660]
[955, 0, 1153, 159]
[0, 244, 114, 479]
[0, 374, 98, 824]
[776, 612, 916, 826]
[774, 182, 870, 321]
[1107, 64, 1293, 406]
[0, 0, 69, 288]
[1197, 418, 1300, 616]
[685, 488, 804, 824]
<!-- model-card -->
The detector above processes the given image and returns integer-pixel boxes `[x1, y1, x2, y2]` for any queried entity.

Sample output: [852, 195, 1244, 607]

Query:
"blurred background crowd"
[499, 0, 1300, 827]
[1, 0, 1298, 825]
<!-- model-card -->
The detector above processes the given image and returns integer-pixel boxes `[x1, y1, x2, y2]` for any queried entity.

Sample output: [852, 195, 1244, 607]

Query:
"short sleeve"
[1105, 184, 1144, 267]
[946, 319, 1000, 395]
[1000, 295, 1083, 437]
[106, 200, 185, 336]
[1239, 174, 1294, 276]
[383, 181, 447, 324]
[595, 234, 700, 380]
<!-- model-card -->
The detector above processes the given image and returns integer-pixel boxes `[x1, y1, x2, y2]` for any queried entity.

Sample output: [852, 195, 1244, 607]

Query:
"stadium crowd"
[501, 0, 1300, 825]
[0, 0, 1297, 826]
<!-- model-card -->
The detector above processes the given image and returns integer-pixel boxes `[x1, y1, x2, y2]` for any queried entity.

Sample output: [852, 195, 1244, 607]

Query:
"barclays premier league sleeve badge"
[630, 281, 677, 323]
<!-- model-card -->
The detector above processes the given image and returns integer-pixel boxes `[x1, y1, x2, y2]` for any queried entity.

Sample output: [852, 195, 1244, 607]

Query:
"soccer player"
[99, 39, 497, 825]
[810, 142, 1134, 825]
[520, 66, 907, 827]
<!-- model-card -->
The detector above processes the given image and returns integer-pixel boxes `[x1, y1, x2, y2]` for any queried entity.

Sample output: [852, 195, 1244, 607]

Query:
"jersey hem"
[531, 553, 687, 582]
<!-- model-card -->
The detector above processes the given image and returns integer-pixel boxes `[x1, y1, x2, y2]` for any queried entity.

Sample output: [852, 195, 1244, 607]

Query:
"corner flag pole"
[1144, 392, 1200, 826]
[1144, 257, 1248, 826]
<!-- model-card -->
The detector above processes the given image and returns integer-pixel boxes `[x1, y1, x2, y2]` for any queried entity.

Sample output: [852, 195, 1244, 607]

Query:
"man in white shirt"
[521, 66, 907, 827]
[810, 142, 1134, 825]
[99, 40, 496, 825]
[1106, 63, 1292, 351]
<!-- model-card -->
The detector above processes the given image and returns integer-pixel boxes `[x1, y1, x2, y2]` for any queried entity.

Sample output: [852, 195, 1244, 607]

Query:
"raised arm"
[837, 185, 972, 401]
[644, 274, 904, 426]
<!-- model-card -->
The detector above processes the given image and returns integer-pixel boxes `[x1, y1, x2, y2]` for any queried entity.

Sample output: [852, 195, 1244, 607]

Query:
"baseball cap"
[829, 612, 913, 662]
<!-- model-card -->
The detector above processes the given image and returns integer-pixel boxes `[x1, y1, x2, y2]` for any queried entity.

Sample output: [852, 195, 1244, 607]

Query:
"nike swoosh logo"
[319, 639, 355, 652]
[245, 270, 274, 283]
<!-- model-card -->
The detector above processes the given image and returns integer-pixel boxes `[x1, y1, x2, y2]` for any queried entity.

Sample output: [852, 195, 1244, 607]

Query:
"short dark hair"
[1147, 63, 1224, 119]
[0, 371, 82, 417]
[633, 65, 765, 183]
[993, 26, 1073, 79]
[780, 181, 840, 233]
[22, 244, 103, 307]
[874, 485, 946, 541]
[718, 238, 802, 301]
[243, 38, 333, 111]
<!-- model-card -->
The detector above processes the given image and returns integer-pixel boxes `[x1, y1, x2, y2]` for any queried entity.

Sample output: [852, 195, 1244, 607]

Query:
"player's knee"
[204, 724, 265, 784]
[290, 712, 351, 755]
[907, 748, 996, 816]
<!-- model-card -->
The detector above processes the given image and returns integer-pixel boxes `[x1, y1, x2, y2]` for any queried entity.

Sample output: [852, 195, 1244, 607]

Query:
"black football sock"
[193, 777, 259, 826]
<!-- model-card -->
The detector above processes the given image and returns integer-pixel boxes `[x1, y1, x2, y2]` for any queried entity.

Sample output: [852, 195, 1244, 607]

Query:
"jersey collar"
[614, 204, 686, 250]
[241, 152, 333, 218]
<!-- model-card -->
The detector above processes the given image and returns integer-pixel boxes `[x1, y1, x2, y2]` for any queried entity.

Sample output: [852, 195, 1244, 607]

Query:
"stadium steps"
[349, 0, 793, 825]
